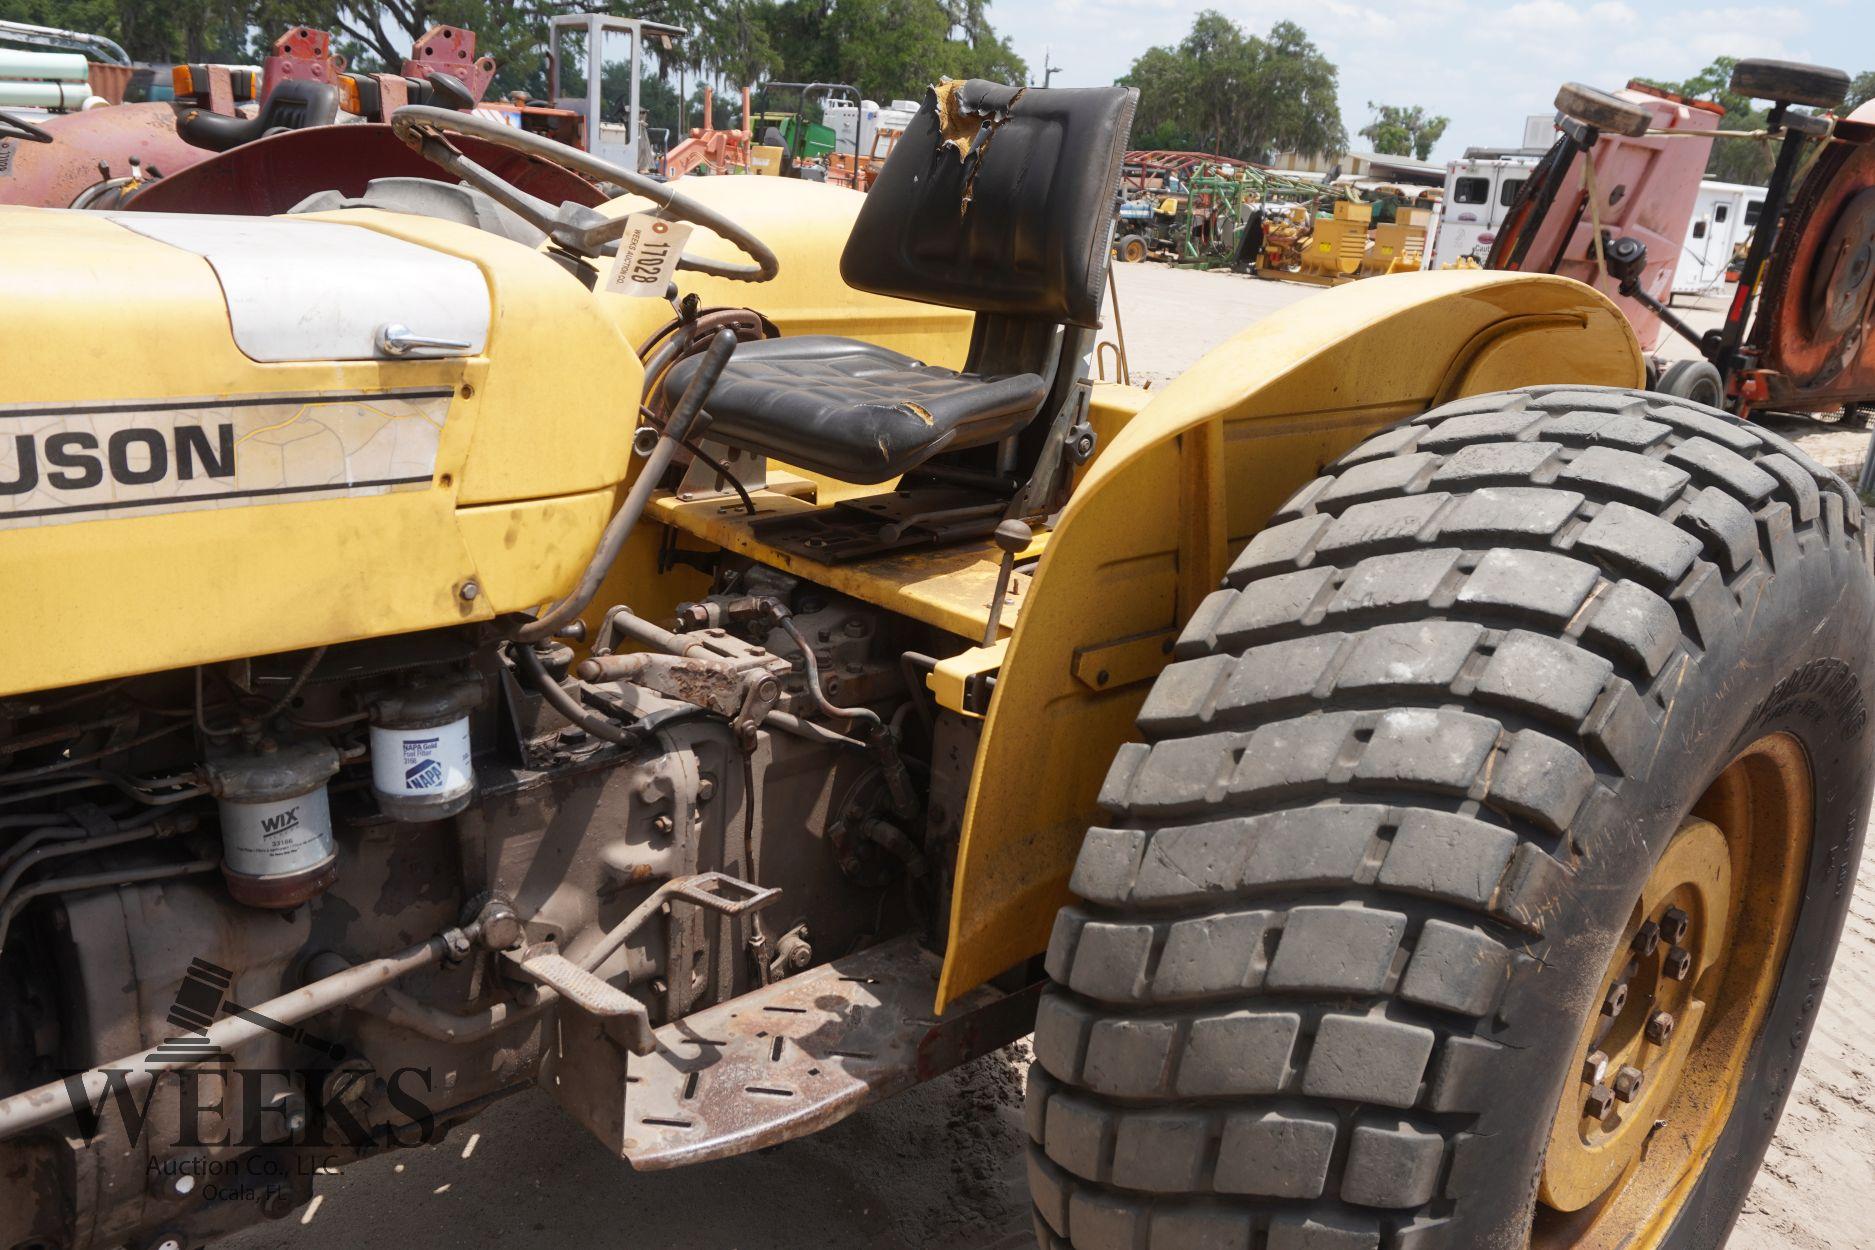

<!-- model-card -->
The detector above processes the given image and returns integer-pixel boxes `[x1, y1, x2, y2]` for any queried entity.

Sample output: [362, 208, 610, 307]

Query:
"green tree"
[1359, 102, 1448, 160]
[1118, 11, 1344, 161]
[0, 0, 250, 62]
[1848, 70, 1875, 111]
[0, 0, 1024, 110]
[238, 1, 590, 98]
[1642, 57, 1773, 185]
[760, 0, 1022, 103]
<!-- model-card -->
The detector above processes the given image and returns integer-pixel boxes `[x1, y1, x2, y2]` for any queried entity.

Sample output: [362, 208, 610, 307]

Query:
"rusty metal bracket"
[578, 646, 789, 745]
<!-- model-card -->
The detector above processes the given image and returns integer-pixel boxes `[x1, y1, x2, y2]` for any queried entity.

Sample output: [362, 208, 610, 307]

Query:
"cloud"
[1500, 0, 1638, 31]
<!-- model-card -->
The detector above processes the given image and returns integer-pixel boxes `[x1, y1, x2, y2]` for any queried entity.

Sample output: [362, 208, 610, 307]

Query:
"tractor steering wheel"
[0, 109, 53, 144]
[390, 105, 778, 283]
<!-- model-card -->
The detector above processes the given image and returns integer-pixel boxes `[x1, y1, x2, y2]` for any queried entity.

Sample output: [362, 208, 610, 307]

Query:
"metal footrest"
[539, 936, 1038, 1170]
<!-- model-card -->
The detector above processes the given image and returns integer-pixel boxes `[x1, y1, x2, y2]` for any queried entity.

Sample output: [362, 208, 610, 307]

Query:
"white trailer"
[1429, 154, 1537, 268]
[1671, 179, 1765, 297]
[822, 97, 919, 161]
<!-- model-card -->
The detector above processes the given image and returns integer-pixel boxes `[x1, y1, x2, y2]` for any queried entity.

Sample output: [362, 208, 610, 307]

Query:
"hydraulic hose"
[511, 329, 737, 645]
[0, 808, 174, 900]
[0, 858, 220, 958]
[512, 643, 643, 748]
[777, 617, 882, 731]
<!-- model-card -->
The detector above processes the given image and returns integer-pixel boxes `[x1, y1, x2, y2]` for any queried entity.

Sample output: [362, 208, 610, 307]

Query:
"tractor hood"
[0, 204, 645, 699]
[103, 212, 491, 362]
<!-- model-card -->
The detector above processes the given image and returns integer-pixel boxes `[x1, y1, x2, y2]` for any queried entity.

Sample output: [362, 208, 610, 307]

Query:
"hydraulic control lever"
[506, 870, 780, 1054]
[512, 328, 737, 644]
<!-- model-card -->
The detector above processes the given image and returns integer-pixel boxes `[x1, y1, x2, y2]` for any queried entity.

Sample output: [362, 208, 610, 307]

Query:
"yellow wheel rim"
[1533, 733, 1812, 1249]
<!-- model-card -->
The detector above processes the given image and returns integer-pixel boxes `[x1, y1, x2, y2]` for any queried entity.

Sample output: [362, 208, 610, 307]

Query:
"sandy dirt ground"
[224, 264, 1875, 1250]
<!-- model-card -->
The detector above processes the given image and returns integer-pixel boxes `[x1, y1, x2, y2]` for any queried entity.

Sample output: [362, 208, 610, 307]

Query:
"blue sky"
[991, 0, 1873, 162]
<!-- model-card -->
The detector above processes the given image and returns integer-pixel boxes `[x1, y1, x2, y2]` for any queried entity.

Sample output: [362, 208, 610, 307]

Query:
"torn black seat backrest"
[841, 80, 1139, 329]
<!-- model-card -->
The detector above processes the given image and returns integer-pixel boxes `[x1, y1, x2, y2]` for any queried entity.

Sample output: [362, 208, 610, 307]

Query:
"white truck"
[1429, 153, 1537, 268]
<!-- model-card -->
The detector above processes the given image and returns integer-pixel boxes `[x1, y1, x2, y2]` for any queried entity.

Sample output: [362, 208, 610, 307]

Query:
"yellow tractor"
[0, 75, 1868, 1250]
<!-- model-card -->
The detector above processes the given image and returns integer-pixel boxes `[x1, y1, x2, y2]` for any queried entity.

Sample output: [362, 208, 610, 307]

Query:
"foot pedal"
[537, 936, 1040, 1170]
[670, 871, 781, 917]
[511, 947, 642, 1018]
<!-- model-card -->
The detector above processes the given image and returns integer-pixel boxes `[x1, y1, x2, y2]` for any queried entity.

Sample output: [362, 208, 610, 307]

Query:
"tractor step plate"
[542, 937, 1038, 1170]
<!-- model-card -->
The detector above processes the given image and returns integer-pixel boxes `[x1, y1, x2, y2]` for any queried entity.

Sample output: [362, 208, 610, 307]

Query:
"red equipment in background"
[1488, 81, 1722, 353]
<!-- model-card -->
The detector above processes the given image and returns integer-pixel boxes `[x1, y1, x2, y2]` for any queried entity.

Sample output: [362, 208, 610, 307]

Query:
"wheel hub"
[1539, 818, 1730, 1213]
[1533, 733, 1812, 1249]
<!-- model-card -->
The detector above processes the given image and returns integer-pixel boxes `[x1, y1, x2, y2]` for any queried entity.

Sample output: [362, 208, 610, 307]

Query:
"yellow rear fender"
[937, 269, 1643, 1009]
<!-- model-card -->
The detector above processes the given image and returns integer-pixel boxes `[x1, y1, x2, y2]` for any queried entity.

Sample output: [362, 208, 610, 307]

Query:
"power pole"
[1033, 48, 1060, 89]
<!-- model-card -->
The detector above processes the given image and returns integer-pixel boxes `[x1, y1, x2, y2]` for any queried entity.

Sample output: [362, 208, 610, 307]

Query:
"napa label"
[370, 719, 473, 802]
[0, 389, 451, 530]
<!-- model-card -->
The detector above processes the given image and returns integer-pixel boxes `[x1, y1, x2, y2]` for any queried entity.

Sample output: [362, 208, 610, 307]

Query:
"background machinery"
[1488, 63, 1874, 418]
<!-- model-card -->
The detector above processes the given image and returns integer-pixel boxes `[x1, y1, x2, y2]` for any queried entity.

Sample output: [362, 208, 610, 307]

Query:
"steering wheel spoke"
[389, 105, 778, 283]
[439, 144, 563, 231]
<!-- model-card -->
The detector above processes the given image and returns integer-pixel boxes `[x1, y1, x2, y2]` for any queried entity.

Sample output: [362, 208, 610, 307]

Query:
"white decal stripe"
[0, 391, 450, 531]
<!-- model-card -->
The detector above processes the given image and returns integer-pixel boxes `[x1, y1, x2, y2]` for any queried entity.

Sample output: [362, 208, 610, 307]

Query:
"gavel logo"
[145, 957, 348, 1065]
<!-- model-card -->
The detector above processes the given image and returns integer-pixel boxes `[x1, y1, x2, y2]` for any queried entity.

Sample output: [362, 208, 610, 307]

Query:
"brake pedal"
[510, 947, 643, 1017]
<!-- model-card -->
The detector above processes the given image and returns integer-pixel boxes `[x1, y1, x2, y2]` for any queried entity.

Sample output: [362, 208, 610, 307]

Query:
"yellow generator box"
[748, 144, 785, 176]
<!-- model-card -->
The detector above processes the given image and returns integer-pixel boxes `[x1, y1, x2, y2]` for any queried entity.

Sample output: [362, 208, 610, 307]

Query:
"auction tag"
[603, 213, 693, 297]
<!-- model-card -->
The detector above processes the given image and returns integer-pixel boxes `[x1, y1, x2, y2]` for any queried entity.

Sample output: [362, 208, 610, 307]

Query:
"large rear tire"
[1027, 386, 1875, 1248]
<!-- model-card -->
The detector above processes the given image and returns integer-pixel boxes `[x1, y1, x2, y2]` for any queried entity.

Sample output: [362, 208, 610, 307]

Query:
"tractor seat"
[662, 336, 1047, 484]
[177, 79, 340, 153]
[665, 80, 1135, 493]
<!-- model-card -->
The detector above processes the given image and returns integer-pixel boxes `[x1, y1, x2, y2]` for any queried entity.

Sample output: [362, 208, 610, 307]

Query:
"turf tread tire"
[1026, 385, 1872, 1249]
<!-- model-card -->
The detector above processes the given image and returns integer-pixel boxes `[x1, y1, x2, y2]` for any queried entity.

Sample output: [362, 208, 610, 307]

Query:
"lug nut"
[1585, 1084, 1616, 1118]
[1583, 1049, 1610, 1085]
[1613, 1065, 1645, 1102]
[1661, 906, 1690, 945]
[1663, 945, 1693, 981]
[1646, 1011, 1675, 1045]
[1633, 920, 1661, 957]
[1602, 981, 1629, 1017]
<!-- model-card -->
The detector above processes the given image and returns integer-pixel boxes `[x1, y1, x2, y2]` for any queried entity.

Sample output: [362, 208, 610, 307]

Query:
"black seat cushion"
[663, 336, 1046, 484]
